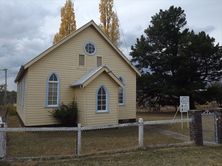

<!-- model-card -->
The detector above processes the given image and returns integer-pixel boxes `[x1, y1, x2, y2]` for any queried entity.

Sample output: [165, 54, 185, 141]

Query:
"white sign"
[180, 96, 190, 112]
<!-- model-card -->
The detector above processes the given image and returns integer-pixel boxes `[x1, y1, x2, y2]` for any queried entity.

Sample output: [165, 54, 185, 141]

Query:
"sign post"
[180, 96, 190, 129]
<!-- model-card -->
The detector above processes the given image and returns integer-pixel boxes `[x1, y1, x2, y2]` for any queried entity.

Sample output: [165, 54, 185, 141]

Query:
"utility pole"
[0, 69, 7, 121]
[3, 69, 7, 109]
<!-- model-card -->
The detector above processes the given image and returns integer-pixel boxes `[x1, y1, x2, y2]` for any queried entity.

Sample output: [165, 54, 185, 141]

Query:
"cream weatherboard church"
[15, 20, 140, 126]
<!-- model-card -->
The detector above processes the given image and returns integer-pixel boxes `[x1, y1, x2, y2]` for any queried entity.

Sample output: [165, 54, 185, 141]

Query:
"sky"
[0, 0, 221, 91]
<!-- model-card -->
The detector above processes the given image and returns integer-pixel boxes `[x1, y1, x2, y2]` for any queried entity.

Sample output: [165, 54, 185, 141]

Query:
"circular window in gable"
[85, 42, 96, 55]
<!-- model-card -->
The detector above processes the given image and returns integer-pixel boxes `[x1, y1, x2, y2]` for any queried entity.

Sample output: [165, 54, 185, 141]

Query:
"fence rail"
[0, 118, 194, 160]
[143, 119, 192, 125]
[1, 110, 221, 161]
[0, 126, 77, 132]
[0, 119, 191, 132]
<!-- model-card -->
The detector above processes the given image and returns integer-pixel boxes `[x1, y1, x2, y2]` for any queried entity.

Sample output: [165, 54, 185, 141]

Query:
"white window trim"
[118, 77, 125, 106]
[46, 73, 60, 108]
[84, 41, 96, 56]
[118, 87, 125, 106]
[97, 56, 103, 67]
[79, 54, 85, 66]
[96, 85, 109, 113]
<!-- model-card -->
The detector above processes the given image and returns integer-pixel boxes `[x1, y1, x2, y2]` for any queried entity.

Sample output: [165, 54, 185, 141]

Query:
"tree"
[130, 6, 222, 109]
[0, 91, 16, 105]
[206, 82, 222, 106]
[53, 0, 76, 44]
[99, 0, 120, 46]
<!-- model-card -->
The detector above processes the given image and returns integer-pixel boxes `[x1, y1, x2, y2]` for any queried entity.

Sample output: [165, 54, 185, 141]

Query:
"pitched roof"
[15, 20, 140, 82]
[71, 65, 123, 88]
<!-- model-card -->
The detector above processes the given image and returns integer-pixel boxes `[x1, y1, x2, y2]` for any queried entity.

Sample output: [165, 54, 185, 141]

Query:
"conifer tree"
[99, 0, 120, 46]
[53, 0, 76, 44]
[130, 6, 222, 108]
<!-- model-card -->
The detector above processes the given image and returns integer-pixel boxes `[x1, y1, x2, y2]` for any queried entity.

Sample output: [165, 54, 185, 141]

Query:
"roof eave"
[23, 20, 95, 69]
[23, 20, 141, 76]
[14, 66, 25, 83]
[91, 22, 141, 76]
[71, 84, 82, 88]
[71, 66, 124, 88]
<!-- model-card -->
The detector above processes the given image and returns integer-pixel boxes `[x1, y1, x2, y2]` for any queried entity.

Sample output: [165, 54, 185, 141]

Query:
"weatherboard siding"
[83, 72, 119, 126]
[84, 27, 137, 120]
[22, 25, 136, 126]
[75, 87, 86, 125]
[16, 73, 27, 124]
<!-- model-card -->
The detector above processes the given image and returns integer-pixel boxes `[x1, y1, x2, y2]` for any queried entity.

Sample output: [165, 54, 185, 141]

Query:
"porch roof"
[71, 65, 124, 88]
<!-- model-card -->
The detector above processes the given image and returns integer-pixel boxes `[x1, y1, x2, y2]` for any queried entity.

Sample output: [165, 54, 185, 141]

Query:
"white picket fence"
[0, 118, 192, 159]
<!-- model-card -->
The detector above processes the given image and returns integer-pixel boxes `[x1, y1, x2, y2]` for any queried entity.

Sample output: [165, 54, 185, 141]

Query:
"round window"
[85, 42, 96, 55]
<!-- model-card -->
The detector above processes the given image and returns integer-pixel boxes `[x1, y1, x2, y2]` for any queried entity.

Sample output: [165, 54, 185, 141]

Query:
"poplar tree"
[99, 0, 120, 46]
[53, 0, 76, 44]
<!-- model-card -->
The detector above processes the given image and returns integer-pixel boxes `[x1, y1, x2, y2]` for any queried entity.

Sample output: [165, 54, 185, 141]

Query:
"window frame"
[18, 78, 25, 111]
[118, 77, 125, 106]
[96, 85, 109, 113]
[79, 54, 85, 66]
[97, 56, 102, 67]
[84, 42, 96, 55]
[46, 73, 60, 108]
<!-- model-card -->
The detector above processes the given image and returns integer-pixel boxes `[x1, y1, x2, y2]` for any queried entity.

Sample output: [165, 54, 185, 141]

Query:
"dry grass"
[137, 112, 175, 120]
[3, 146, 222, 166]
[7, 132, 76, 157]
[5, 112, 187, 158]
[137, 112, 190, 135]
[137, 106, 177, 113]
[81, 126, 180, 155]
[6, 126, 181, 158]
[1, 111, 218, 165]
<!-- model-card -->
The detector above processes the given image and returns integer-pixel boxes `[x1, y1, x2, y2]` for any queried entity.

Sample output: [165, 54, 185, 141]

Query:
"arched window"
[118, 77, 125, 105]
[97, 86, 108, 112]
[47, 73, 59, 107]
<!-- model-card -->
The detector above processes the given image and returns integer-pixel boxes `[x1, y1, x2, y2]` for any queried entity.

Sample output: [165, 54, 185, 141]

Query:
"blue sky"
[0, 0, 221, 90]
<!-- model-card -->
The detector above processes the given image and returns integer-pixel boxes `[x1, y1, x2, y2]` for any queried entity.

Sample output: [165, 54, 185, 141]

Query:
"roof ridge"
[72, 65, 123, 88]
[15, 20, 140, 82]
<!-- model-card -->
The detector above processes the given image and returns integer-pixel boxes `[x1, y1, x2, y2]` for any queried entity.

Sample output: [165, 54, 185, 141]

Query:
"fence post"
[189, 110, 203, 146]
[138, 118, 144, 148]
[215, 111, 222, 144]
[0, 122, 6, 160]
[76, 123, 81, 157]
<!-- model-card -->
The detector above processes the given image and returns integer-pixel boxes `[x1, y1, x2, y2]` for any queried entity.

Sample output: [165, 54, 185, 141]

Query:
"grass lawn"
[7, 126, 181, 158]
[2, 111, 218, 165]
[5, 112, 189, 158]
[2, 146, 222, 166]
[137, 112, 190, 136]
[137, 112, 176, 121]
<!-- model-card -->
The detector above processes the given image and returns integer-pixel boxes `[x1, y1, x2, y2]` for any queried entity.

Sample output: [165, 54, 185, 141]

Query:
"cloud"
[119, 30, 143, 58]
[0, 0, 221, 90]
[0, 1, 48, 39]
[203, 26, 216, 33]
[0, 0, 61, 90]
[188, 25, 216, 34]
[0, 35, 52, 90]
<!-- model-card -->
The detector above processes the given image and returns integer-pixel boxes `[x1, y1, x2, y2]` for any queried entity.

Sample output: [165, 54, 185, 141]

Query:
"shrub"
[0, 104, 17, 116]
[53, 101, 78, 126]
[6, 104, 17, 116]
